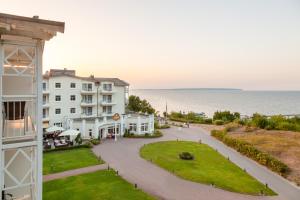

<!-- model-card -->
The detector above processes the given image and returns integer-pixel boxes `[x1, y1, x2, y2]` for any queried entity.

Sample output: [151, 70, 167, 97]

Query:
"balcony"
[43, 116, 50, 122]
[100, 100, 116, 106]
[81, 88, 96, 94]
[43, 101, 50, 107]
[43, 88, 50, 94]
[100, 89, 115, 94]
[81, 100, 96, 107]
[2, 98, 36, 143]
[81, 112, 95, 118]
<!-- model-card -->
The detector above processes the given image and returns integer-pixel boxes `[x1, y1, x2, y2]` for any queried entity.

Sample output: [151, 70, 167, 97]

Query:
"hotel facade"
[42, 69, 154, 139]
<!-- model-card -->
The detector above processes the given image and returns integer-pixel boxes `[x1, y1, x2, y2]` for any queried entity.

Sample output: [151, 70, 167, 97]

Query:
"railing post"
[0, 40, 3, 197]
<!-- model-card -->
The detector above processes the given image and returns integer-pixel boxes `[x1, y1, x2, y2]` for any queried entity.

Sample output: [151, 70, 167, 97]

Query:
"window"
[103, 95, 112, 103]
[70, 95, 76, 101]
[54, 122, 62, 127]
[103, 83, 112, 91]
[82, 83, 93, 91]
[129, 123, 137, 132]
[103, 106, 112, 114]
[55, 95, 61, 102]
[70, 83, 76, 88]
[70, 108, 76, 114]
[141, 123, 148, 132]
[43, 109, 47, 118]
[83, 107, 93, 116]
[43, 82, 47, 90]
[55, 82, 61, 88]
[89, 129, 92, 137]
[55, 108, 61, 115]
[43, 95, 47, 105]
[82, 95, 92, 103]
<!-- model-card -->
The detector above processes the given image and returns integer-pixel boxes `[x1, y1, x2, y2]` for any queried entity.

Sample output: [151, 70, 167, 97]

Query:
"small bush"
[213, 120, 224, 125]
[179, 152, 194, 160]
[204, 118, 213, 124]
[251, 113, 269, 129]
[90, 139, 100, 145]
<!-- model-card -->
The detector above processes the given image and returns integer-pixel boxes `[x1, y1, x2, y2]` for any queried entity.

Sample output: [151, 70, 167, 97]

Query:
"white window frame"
[55, 108, 61, 115]
[129, 123, 137, 132]
[70, 95, 76, 101]
[70, 82, 76, 88]
[55, 82, 61, 88]
[55, 95, 61, 102]
[70, 108, 76, 114]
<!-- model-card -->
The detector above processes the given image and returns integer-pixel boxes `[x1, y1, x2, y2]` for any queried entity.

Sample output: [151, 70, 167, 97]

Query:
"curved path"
[93, 126, 299, 200]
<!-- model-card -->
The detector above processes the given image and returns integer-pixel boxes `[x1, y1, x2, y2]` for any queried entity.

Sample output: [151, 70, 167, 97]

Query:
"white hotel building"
[42, 69, 154, 139]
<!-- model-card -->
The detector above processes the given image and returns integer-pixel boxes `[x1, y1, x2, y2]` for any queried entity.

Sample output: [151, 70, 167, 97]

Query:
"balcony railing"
[2, 98, 36, 142]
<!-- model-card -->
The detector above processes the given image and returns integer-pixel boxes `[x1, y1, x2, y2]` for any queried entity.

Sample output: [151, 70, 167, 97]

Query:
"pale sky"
[1, 0, 300, 90]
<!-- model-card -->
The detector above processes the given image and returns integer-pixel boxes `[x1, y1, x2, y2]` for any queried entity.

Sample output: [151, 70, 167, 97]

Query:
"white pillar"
[151, 114, 155, 133]
[137, 116, 141, 134]
[69, 119, 73, 129]
[81, 119, 86, 138]
[94, 118, 99, 138]
[114, 121, 117, 141]
[36, 40, 44, 200]
[120, 115, 124, 136]
[0, 41, 3, 196]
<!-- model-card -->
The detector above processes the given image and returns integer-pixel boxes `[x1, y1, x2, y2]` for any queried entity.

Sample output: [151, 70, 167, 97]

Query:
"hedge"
[43, 144, 92, 153]
[211, 130, 289, 176]
[124, 130, 163, 138]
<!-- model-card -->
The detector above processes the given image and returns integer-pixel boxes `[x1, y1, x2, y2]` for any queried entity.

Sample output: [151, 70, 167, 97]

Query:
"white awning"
[59, 129, 80, 137]
[46, 126, 65, 133]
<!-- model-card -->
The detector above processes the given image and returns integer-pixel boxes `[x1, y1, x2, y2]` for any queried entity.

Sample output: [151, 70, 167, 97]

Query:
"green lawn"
[43, 148, 103, 175]
[43, 170, 155, 200]
[140, 141, 276, 196]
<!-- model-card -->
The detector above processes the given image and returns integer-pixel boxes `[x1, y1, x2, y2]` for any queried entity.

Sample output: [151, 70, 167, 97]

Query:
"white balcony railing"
[2, 98, 36, 141]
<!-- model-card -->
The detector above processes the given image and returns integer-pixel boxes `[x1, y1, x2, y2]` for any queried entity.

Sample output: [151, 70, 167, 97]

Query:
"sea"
[130, 89, 300, 118]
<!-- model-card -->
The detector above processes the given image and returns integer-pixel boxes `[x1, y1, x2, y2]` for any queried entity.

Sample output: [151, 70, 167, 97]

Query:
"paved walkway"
[93, 126, 300, 200]
[43, 164, 108, 182]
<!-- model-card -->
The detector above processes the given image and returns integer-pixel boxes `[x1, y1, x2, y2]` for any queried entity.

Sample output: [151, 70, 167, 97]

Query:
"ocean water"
[130, 89, 300, 117]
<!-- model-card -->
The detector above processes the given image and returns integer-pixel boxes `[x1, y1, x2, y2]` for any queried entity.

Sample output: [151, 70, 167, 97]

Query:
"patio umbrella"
[45, 126, 65, 133]
[59, 129, 80, 137]
[59, 129, 80, 141]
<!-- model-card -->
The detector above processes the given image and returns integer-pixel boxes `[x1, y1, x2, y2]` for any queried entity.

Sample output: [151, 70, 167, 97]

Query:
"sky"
[1, 0, 300, 90]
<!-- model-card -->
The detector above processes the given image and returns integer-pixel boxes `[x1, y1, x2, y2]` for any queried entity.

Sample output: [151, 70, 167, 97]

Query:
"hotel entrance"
[98, 124, 121, 139]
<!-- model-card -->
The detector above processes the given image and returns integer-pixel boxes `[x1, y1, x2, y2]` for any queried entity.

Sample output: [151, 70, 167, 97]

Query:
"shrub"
[204, 118, 213, 124]
[224, 122, 240, 132]
[213, 120, 224, 125]
[251, 113, 269, 129]
[90, 139, 100, 145]
[213, 111, 240, 122]
[179, 152, 194, 160]
[276, 122, 296, 131]
[211, 129, 290, 175]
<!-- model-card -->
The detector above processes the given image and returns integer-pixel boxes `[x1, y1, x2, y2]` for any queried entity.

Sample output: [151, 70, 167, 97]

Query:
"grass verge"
[43, 148, 103, 175]
[140, 141, 276, 196]
[43, 170, 155, 200]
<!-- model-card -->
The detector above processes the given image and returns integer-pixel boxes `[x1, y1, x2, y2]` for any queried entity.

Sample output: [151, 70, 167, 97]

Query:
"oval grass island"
[140, 141, 276, 196]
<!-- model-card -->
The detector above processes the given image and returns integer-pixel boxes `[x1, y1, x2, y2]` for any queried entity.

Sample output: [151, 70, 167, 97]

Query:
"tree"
[127, 95, 155, 114]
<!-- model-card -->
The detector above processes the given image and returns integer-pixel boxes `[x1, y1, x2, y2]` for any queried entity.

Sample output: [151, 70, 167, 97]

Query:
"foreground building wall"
[0, 13, 64, 200]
